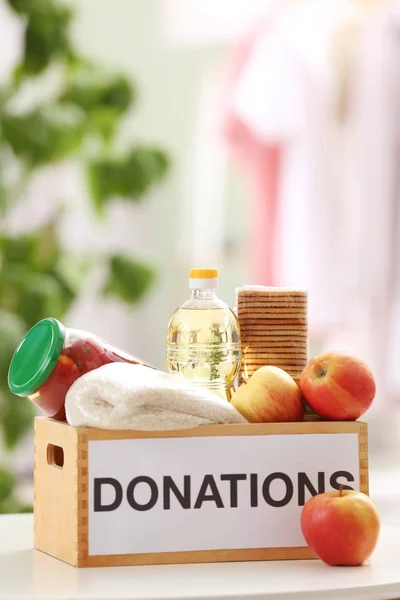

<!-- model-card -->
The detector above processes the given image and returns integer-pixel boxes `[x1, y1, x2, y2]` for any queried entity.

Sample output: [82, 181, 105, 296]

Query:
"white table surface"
[1, 514, 400, 600]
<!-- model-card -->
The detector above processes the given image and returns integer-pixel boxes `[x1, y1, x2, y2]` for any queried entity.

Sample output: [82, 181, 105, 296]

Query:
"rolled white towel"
[65, 362, 247, 430]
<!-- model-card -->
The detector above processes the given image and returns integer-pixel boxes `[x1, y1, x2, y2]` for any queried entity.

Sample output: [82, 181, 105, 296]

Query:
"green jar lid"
[8, 318, 66, 397]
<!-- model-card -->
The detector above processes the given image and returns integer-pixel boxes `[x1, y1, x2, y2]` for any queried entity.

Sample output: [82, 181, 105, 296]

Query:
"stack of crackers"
[236, 286, 308, 383]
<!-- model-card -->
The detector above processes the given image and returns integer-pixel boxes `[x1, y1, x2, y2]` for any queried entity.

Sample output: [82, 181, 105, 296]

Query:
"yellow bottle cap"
[189, 269, 218, 279]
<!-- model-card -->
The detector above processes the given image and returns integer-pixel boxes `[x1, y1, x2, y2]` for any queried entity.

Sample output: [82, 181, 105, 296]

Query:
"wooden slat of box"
[34, 418, 368, 568]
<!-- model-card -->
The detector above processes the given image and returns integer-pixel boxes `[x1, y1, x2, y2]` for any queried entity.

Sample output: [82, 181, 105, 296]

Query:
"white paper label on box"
[88, 433, 359, 556]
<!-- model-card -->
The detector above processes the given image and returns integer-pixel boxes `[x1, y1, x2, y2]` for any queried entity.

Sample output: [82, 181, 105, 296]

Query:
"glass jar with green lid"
[8, 318, 153, 420]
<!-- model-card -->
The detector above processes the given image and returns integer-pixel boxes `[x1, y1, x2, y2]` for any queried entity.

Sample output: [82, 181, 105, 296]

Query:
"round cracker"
[237, 307, 308, 314]
[243, 362, 308, 367]
[240, 323, 308, 329]
[241, 328, 307, 334]
[237, 299, 307, 306]
[243, 347, 308, 353]
[243, 355, 308, 360]
[243, 346, 308, 353]
[241, 339, 308, 345]
[237, 286, 306, 295]
[241, 341, 308, 344]
[246, 353, 308, 358]
[238, 307, 307, 313]
[242, 341, 308, 347]
[242, 367, 304, 376]
[241, 331, 308, 336]
[239, 319, 307, 326]
[242, 355, 306, 360]
[239, 313, 307, 318]
[242, 348, 308, 353]
[243, 365, 307, 370]
[238, 294, 307, 302]
[243, 354, 308, 359]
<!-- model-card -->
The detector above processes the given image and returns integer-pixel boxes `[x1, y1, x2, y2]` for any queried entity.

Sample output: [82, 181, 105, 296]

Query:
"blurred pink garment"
[226, 0, 353, 336]
[224, 0, 400, 410]
[348, 1, 400, 400]
[314, 1, 400, 409]
[222, 18, 281, 286]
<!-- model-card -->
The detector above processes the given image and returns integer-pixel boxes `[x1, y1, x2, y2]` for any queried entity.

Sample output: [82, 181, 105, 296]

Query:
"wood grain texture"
[82, 546, 317, 568]
[34, 418, 80, 566]
[34, 417, 368, 568]
[76, 430, 89, 566]
[69, 419, 366, 441]
[358, 422, 369, 495]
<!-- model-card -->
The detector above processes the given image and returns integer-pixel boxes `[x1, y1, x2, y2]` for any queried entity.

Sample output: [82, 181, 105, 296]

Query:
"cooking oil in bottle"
[166, 269, 242, 400]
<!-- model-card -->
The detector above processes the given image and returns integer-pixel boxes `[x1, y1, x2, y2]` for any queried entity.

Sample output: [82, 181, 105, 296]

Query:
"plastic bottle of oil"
[166, 269, 242, 401]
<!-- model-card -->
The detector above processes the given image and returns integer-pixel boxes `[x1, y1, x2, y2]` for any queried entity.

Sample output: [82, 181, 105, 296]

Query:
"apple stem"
[339, 484, 344, 497]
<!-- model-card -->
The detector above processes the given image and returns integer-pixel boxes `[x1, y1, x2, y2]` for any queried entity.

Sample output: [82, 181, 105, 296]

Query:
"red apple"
[301, 489, 380, 566]
[231, 366, 304, 422]
[300, 352, 375, 420]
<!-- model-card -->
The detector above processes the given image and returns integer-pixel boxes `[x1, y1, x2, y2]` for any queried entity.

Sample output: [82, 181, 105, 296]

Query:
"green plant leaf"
[125, 147, 170, 194]
[0, 468, 15, 503]
[103, 254, 155, 304]
[0, 234, 35, 267]
[0, 309, 26, 380]
[0, 106, 84, 167]
[87, 146, 170, 213]
[0, 389, 35, 450]
[6, 0, 48, 15]
[0, 222, 61, 273]
[0, 228, 79, 324]
[6, 0, 31, 13]
[89, 107, 124, 144]
[0, 264, 32, 314]
[17, 504, 33, 513]
[17, 1, 73, 76]
[0, 498, 32, 514]
[60, 71, 135, 115]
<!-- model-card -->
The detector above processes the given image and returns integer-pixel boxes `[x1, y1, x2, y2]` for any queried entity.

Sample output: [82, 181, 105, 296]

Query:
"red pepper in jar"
[36, 354, 80, 420]
[65, 338, 111, 374]
[65, 337, 152, 374]
[8, 318, 154, 420]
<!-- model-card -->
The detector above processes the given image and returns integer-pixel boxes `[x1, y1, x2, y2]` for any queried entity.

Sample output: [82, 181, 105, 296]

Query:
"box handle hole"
[47, 444, 64, 468]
